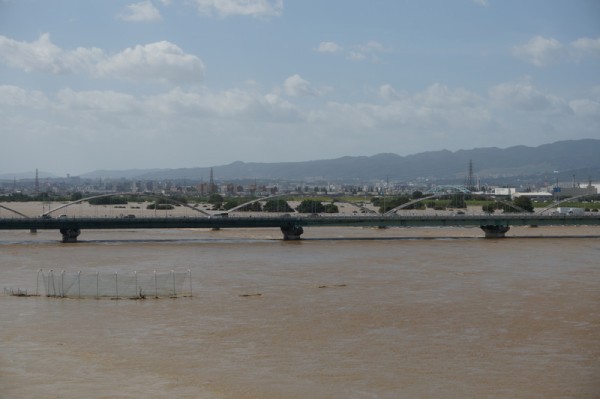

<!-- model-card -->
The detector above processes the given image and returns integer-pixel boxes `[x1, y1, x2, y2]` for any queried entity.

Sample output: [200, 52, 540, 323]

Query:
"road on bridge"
[1, 214, 599, 241]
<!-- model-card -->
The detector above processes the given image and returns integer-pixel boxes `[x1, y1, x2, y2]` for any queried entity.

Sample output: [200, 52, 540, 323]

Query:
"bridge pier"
[480, 225, 510, 238]
[60, 228, 81, 243]
[281, 225, 304, 240]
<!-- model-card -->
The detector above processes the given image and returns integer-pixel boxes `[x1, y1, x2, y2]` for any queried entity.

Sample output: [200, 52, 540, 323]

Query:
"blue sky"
[1, 0, 599, 176]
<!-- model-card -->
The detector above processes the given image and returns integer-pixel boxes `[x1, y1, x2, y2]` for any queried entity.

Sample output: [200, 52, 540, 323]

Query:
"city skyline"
[1, 0, 599, 176]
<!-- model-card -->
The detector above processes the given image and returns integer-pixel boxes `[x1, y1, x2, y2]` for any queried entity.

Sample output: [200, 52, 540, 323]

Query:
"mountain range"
[4, 139, 600, 184]
[88, 139, 600, 184]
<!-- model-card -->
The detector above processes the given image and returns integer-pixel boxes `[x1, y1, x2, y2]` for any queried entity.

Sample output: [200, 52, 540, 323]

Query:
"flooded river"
[1, 226, 599, 398]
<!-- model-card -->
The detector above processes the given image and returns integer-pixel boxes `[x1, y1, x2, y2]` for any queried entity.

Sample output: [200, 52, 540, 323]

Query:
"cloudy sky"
[1, 0, 599, 176]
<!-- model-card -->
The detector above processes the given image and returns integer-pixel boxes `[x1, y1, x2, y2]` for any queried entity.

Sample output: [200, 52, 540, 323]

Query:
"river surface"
[1, 226, 599, 398]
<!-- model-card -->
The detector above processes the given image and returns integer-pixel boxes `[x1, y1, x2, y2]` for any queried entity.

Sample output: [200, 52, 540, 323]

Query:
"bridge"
[0, 214, 599, 242]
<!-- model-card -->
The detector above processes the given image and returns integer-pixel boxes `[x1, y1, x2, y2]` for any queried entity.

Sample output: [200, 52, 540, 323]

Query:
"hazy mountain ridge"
[68, 139, 600, 183]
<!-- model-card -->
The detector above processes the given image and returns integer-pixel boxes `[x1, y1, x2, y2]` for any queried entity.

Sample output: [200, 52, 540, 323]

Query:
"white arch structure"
[536, 193, 599, 214]
[0, 204, 30, 218]
[383, 191, 530, 215]
[225, 193, 377, 215]
[41, 192, 211, 217]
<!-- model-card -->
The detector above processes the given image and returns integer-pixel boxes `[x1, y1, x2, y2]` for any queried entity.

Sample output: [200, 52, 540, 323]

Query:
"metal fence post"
[36, 269, 41, 296]
[46, 269, 55, 296]
[61, 270, 65, 297]
[172, 270, 176, 297]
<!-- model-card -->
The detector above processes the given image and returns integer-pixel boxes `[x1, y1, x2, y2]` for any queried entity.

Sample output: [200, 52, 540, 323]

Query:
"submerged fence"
[38, 270, 192, 299]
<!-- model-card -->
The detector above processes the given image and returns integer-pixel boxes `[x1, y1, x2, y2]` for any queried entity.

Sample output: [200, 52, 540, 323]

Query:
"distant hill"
[79, 139, 600, 184]
[80, 169, 164, 179]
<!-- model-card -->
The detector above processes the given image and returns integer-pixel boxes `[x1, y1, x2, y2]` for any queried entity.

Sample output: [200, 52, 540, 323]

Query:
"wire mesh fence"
[37, 269, 192, 299]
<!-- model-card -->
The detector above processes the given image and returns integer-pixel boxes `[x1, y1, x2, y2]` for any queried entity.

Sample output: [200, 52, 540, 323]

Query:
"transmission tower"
[466, 160, 474, 190]
[209, 168, 215, 194]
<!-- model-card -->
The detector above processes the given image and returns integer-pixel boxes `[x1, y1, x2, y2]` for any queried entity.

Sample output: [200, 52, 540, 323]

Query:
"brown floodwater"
[1, 226, 599, 398]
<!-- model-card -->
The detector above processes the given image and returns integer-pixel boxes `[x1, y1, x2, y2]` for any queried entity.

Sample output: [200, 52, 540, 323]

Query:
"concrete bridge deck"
[1, 214, 599, 241]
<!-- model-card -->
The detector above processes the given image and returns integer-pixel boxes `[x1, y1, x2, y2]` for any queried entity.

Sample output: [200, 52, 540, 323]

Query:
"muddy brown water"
[1, 225, 599, 398]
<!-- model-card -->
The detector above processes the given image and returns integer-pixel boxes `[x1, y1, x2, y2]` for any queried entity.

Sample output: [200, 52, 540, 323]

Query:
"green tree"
[482, 203, 495, 213]
[237, 202, 262, 212]
[323, 203, 339, 213]
[296, 199, 325, 213]
[223, 199, 241, 210]
[207, 194, 224, 209]
[263, 199, 294, 213]
[374, 195, 411, 213]
[513, 196, 534, 212]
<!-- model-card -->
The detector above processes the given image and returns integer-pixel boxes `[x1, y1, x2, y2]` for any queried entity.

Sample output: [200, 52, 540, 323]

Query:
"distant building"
[493, 188, 515, 197]
[512, 192, 553, 201]
[549, 185, 597, 199]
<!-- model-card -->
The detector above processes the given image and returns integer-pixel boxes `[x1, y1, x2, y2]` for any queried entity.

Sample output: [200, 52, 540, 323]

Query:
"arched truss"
[424, 185, 472, 195]
[226, 193, 293, 213]
[536, 193, 599, 214]
[383, 194, 438, 216]
[225, 193, 378, 215]
[383, 191, 529, 215]
[0, 204, 30, 218]
[41, 192, 211, 217]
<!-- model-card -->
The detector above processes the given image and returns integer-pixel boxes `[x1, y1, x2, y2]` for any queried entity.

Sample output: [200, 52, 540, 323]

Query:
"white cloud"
[355, 41, 388, 53]
[0, 33, 103, 74]
[513, 36, 600, 66]
[0, 85, 48, 108]
[378, 84, 400, 101]
[3, 79, 599, 174]
[191, 0, 283, 18]
[0, 34, 204, 85]
[571, 37, 600, 58]
[283, 74, 322, 97]
[310, 83, 489, 137]
[416, 83, 482, 108]
[512, 36, 565, 67]
[489, 79, 570, 114]
[348, 51, 367, 61]
[349, 41, 389, 63]
[56, 89, 138, 113]
[315, 41, 342, 54]
[472, 0, 489, 6]
[119, 1, 163, 22]
[569, 99, 600, 119]
[315, 40, 389, 62]
[143, 87, 301, 123]
[95, 41, 204, 84]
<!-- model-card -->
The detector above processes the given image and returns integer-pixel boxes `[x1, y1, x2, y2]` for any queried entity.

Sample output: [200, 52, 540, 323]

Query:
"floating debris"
[4, 288, 38, 297]
[317, 284, 347, 289]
